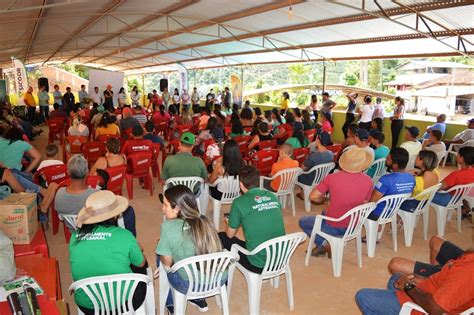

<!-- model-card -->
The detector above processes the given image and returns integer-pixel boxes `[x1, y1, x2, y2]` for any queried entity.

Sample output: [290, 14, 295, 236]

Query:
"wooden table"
[13, 227, 49, 258]
[14, 254, 62, 301]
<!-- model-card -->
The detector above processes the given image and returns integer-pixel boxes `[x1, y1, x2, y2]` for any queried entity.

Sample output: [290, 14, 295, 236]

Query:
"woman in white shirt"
[358, 95, 374, 131]
[68, 117, 89, 138]
[130, 86, 141, 108]
[172, 88, 180, 114]
[117, 87, 127, 108]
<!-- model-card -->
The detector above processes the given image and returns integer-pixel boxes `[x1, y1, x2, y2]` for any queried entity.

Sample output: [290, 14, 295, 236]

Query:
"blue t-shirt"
[0, 138, 32, 171]
[143, 133, 164, 146]
[373, 172, 415, 216]
[423, 123, 446, 139]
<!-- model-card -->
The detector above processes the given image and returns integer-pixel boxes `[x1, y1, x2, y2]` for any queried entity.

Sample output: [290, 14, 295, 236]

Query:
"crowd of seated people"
[0, 87, 473, 315]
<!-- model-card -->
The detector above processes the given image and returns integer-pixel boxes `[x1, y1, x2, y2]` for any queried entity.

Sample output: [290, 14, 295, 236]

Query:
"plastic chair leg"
[356, 234, 363, 268]
[246, 273, 262, 315]
[328, 238, 344, 277]
[305, 224, 318, 266]
[456, 206, 462, 233]
[399, 212, 416, 247]
[125, 174, 133, 200]
[158, 264, 169, 315]
[213, 199, 221, 230]
[290, 192, 296, 216]
[422, 209, 430, 240]
[219, 286, 230, 315]
[303, 186, 311, 212]
[364, 220, 379, 258]
[52, 208, 60, 235]
[433, 205, 448, 237]
[147, 173, 153, 196]
[172, 290, 187, 315]
[391, 219, 398, 252]
[285, 268, 294, 310]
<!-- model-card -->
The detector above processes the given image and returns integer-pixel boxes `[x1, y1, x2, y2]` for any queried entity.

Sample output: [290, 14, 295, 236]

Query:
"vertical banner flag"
[175, 63, 188, 94]
[230, 74, 242, 106]
[12, 58, 28, 105]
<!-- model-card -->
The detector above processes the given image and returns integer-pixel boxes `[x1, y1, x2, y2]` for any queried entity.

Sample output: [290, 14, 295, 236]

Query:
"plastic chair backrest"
[164, 176, 204, 195]
[307, 162, 335, 187]
[443, 183, 474, 209]
[96, 135, 120, 144]
[234, 135, 251, 155]
[154, 118, 168, 131]
[65, 136, 88, 154]
[254, 232, 306, 279]
[35, 164, 69, 185]
[259, 140, 277, 151]
[57, 176, 103, 189]
[176, 124, 192, 135]
[69, 273, 150, 315]
[104, 165, 127, 194]
[271, 167, 302, 194]
[47, 118, 65, 133]
[81, 142, 106, 163]
[251, 150, 279, 176]
[375, 193, 411, 224]
[126, 152, 152, 175]
[59, 214, 78, 231]
[293, 147, 309, 166]
[406, 154, 417, 170]
[217, 176, 241, 203]
[366, 158, 386, 181]
[411, 183, 442, 216]
[169, 252, 239, 299]
[342, 202, 377, 241]
[304, 129, 316, 142]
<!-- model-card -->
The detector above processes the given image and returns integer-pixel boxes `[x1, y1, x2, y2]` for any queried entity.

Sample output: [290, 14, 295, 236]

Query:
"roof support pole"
[322, 60, 327, 94]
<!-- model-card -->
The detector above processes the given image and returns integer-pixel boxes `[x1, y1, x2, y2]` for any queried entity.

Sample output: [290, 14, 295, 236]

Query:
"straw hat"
[339, 147, 374, 173]
[76, 191, 128, 228]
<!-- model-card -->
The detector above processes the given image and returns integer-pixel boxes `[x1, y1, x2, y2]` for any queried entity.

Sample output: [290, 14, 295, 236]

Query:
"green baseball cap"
[180, 132, 195, 145]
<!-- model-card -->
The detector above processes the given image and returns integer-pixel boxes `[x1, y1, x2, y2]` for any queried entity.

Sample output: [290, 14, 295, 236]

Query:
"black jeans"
[218, 232, 263, 274]
[39, 105, 49, 123]
[27, 106, 36, 124]
[391, 120, 404, 148]
[78, 262, 148, 315]
[342, 112, 355, 138]
[359, 121, 371, 132]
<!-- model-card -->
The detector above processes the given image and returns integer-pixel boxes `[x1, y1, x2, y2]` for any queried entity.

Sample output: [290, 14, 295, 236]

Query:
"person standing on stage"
[62, 86, 75, 115]
[103, 84, 114, 110]
[52, 85, 63, 110]
[390, 96, 405, 148]
[342, 92, 357, 138]
[78, 85, 89, 108]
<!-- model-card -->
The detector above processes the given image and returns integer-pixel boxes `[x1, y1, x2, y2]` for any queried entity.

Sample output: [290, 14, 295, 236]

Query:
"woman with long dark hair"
[240, 107, 254, 128]
[390, 96, 405, 148]
[157, 185, 222, 313]
[95, 111, 120, 138]
[172, 88, 180, 115]
[195, 117, 223, 155]
[285, 128, 309, 148]
[302, 110, 315, 130]
[209, 140, 244, 200]
[271, 107, 285, 128]
[229, 119, 247, 138]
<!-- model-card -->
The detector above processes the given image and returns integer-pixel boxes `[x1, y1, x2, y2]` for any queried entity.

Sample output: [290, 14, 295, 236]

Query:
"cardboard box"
[0, 193, 38, 245]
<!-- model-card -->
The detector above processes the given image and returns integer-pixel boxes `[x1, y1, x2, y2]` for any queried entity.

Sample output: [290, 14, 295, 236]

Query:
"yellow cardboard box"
[0, 193, 38, 245]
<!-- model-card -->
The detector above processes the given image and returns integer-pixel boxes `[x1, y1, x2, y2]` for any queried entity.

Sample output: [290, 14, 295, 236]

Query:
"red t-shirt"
[121, 139, 153, 155]
[316, 171, 373, 228]
[396, 253, 474, 314]
[443, 168, 474, 195]
[152, 112, 170, 126]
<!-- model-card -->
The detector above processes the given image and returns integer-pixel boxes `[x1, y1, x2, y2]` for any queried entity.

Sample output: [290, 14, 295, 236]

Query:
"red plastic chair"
[274, 124, 293, 143]
[154, 118, 168, 139]
[81, 142, 106, 166]
[62, 136, 88, 163]
[123, 127, 134, 140]
[104, 164, 127, 195]
[304, 129, 316, 142]
[327, 144, 343, 161]
[150, 143, 162, 178]
[250, 150, 279, 176]
[125, 152, 153, 199]
[176, 124, 192, 135]
[47, 118, 66, 144]
[293, 147, 310, 166]
[234, 135, 251, 157]
[243, 126, 253, 133]
[96, 134, 120, 144]
[259, 140, 277, 151]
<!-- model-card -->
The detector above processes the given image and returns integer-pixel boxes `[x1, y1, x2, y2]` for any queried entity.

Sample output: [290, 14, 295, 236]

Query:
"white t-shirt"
[400, 141, 422, 157]
[373, 104, 385, 119]
[360, 104, 374, 123]
[426, 142, 446, 162]
[453, 129, 474, 142]
[37, 159, 64, 171]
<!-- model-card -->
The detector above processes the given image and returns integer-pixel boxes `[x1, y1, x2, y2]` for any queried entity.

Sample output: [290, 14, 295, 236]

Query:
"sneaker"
[166, 305, 174, 315]
[311, 247, 327, 257]
[189, 299, 208, 312]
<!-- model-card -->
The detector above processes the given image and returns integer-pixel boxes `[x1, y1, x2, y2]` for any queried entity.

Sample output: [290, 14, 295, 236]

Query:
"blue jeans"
[399, 199, 420, 212]
[355, 274, 402, 315]
[122, 206, 136, 237]
[432, 192, 452, 206]
[11, 170, 41, 193]
[299, 215, 347, 248]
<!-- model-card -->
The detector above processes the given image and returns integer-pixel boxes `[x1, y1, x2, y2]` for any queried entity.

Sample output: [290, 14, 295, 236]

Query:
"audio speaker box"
[38, 77, 49, 92]
[159, 79, 168, 92]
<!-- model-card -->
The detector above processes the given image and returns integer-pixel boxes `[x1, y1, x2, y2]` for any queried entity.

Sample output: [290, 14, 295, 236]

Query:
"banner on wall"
[12, 58, 28, 105]
[175, 63, 188, 93]
[230, 74, 242, 106]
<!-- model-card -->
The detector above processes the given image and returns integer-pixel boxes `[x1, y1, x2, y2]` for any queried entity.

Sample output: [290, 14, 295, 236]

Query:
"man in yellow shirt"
[24, 86, 37, 124]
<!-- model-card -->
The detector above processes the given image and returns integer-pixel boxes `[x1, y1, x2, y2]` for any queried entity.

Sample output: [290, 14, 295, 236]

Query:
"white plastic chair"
[435, 151, 447, 167]
[209, 176, 240, 230]
[158, 251, 239, 315]
[405, 154, 417, 171]
[260, 167, 302, 216]
[430, 183, 474, 237]
[400, 301, 474, 315]
[442, 139, 474, 166]
[364, 193, 411, 258]
[365, 158, 386, 184]
[227, 232, 306, 315]
[69, 268, 155, 315]
[397, 184, 441, 247]
[304, 202, 376, 277]
[164, 176, 207, 215]
[295, 162, 334, 212]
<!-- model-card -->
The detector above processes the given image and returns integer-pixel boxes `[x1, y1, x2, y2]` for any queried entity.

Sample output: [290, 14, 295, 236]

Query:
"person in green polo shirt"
[161, 132, 208, 183]
[219, 165, 285, 273]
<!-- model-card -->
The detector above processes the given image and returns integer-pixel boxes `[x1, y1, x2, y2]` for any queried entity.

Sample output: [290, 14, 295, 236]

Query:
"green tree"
[74, 65, 89, 79]
[288, 64, 310, 84]
[343, 71, 359, 86]
[368, 60, 382, 90]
